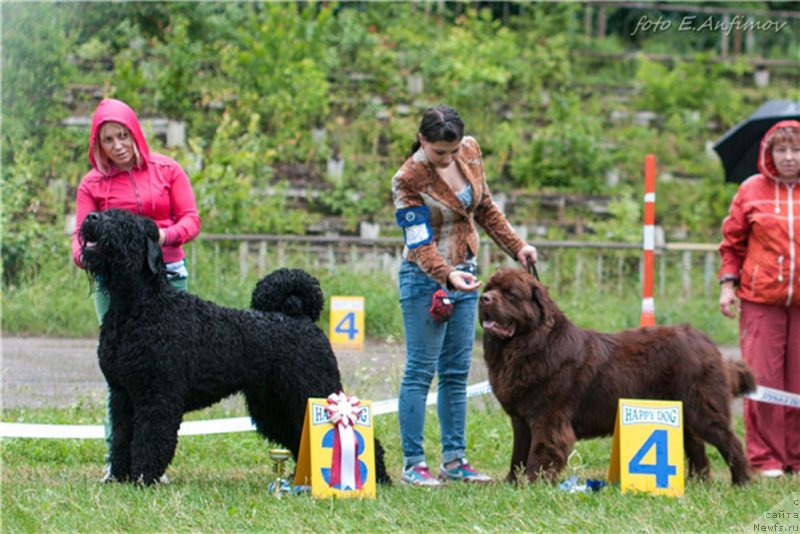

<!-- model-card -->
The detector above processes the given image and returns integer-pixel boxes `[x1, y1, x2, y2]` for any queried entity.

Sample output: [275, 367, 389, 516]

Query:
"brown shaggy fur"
[478, 268, 754, 486]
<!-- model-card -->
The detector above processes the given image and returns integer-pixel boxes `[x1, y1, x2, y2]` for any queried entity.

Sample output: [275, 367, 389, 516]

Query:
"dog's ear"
[138, 217, 163, 274]
[146, 238, 163, 274]
[529, 279, 554, 328]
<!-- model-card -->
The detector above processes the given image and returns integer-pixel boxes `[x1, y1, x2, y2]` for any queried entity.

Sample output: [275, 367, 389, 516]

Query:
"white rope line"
[0, 381, 495, 439]
[745, 385, 800, 409]
[1, 381, 796, 439]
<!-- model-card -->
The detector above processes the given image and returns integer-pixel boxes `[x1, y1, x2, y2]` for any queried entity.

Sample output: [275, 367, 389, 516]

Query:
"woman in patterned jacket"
[391, 105, 538, 486]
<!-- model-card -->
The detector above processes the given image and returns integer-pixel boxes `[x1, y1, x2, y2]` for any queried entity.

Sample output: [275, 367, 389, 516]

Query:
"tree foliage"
[2, 1, 799, 282]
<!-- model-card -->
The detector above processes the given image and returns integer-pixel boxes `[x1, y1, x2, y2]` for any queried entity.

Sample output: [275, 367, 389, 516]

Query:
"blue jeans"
[398, 260, 478, 468]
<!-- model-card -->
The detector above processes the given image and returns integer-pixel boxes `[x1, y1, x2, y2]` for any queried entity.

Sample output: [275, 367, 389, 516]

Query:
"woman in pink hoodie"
[719, 119, 800, 478]
[71, 99, 200, 480]
[72, 99, 200, 300]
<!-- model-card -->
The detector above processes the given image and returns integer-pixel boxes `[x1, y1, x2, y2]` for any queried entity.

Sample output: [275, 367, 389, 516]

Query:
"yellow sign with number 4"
[329, 296, 364, 350]
[608, 399, 684, 497]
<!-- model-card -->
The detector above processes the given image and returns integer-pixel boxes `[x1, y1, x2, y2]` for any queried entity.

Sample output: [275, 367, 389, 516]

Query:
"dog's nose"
[86, 212, 101, 222]
[480, 293, 492, 305]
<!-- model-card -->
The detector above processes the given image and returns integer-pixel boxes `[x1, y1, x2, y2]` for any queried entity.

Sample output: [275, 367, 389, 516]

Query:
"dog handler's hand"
[719, 281, 739, 319]
[158, 229, 166, 246]
[448, 270, 481, 292]
[517, 244, 538, 267]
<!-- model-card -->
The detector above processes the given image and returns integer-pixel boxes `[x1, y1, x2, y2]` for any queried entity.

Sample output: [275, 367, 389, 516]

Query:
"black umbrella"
[713, 100, 800, 183]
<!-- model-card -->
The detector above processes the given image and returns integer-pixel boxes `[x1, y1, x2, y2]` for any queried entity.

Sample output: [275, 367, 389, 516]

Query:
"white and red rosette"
[325, 391, 364, 490]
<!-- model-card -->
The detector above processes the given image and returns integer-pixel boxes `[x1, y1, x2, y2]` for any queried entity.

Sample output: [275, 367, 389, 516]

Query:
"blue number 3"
[628, 429, 677, 488]
[335, 312, 358, 340]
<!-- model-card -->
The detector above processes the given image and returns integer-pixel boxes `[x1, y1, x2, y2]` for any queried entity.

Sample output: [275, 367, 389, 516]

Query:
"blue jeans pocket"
[399, 261, 439, 302]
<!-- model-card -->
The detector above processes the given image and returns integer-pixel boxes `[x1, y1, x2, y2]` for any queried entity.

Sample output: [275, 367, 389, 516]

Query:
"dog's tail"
[250, 268, 324, 321]
[726, 359, 756, 397]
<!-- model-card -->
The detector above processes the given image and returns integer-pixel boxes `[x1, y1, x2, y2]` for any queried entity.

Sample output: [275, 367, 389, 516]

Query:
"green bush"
[510, 93, 610, 193]
[3, 1, 796, 287]
[190, 113, 318, 235]
[634, 55, 746, 127]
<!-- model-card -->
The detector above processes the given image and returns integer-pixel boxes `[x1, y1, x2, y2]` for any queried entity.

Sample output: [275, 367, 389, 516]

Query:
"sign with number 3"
[295, 396, 377, 499]
[608, 399, 684, 496]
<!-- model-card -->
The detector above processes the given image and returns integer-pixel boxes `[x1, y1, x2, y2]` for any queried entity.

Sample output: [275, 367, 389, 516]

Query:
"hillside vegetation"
[3, 1, 800, 285]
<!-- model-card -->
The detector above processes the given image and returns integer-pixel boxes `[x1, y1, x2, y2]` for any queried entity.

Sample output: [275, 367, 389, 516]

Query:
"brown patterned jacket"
[391, 136, 527, 285]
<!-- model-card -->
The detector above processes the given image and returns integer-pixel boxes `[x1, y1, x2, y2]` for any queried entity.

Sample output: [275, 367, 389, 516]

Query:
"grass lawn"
[3, 398, 797, 533]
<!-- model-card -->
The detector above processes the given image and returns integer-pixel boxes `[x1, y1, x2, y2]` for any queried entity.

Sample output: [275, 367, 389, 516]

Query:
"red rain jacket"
[71, 99, 200, 268]
[719, 119, 800, 307]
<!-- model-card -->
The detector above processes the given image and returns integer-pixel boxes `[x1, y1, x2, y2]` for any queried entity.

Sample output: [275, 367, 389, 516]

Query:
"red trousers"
[739, 300, 800, 472]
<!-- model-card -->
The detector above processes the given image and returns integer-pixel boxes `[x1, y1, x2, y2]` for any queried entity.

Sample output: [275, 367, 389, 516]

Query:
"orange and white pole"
[640, 154, 656, 326]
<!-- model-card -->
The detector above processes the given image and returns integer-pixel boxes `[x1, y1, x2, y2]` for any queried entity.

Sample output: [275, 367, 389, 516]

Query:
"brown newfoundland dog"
[478, 268, 754, 485]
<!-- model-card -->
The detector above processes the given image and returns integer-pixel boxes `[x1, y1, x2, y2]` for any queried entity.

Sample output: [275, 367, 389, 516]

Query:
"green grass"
[2, 399, 797, 533]
[4, 245, 760, 530]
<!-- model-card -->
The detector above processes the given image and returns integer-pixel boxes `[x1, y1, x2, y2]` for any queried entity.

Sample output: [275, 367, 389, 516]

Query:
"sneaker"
[438, 458, 493, 483]
[402, 462, 442, 487]
[761, 468, 785, 478]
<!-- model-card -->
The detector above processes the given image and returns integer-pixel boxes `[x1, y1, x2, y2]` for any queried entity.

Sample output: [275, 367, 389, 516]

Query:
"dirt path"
[0, 336, 485, 410]
[0, 336, 741, 411]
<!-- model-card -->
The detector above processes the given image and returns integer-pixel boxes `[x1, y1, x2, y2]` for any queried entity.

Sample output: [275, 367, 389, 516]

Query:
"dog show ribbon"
[325, 392, 363, 490]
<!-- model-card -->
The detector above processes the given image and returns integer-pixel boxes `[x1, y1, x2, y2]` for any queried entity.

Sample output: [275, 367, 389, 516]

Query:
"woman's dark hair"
[407, 105, 465, 158]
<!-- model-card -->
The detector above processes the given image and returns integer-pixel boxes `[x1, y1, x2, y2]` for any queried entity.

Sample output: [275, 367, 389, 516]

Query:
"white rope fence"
[1, 381, 796, 439]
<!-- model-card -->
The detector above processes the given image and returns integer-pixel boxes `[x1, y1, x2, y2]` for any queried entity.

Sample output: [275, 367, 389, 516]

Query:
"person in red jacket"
[71, 98, 201, 481]
[719, 119, 800, 478]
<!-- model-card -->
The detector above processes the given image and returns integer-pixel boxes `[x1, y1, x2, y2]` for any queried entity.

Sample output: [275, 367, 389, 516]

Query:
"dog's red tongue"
[482, 320, 515, 339]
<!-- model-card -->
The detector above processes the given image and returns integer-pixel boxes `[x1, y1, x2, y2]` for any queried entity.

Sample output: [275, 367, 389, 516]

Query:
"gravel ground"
[0, 336, 484, 411]
[1, 336, 741, 412]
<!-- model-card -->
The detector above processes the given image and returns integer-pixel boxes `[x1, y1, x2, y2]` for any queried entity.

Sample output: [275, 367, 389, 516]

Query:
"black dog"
[79, 209, 389, 485]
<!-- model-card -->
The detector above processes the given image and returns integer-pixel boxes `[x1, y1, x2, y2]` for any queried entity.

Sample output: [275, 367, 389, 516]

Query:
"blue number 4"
[628, 429, 676, 488]
[335, 312, 358, 340]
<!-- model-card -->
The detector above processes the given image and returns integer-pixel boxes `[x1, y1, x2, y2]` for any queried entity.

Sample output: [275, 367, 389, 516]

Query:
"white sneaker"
[761, 468, 785, 478]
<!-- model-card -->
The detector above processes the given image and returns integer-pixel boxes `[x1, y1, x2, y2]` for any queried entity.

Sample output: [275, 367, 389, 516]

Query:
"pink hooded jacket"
[719, 119, 800, 307]
[71, 99, 201, 268]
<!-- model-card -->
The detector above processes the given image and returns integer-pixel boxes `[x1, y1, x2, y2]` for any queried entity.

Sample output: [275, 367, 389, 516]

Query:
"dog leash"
[526, 258, 540, 281]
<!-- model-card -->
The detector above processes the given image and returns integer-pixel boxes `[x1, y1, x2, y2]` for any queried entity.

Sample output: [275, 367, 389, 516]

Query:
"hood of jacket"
[88, 98, 150, 173]
[758, 119, 800, 182]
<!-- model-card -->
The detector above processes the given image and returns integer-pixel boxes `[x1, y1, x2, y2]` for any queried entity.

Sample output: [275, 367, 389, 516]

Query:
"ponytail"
[407, 138, 422, 159]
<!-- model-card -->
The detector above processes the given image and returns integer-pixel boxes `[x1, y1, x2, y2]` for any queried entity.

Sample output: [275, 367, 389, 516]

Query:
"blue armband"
[395, 206, 432, 249]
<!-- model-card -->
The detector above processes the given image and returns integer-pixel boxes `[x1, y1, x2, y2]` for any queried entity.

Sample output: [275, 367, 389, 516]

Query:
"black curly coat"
[79, 209, 389, 485]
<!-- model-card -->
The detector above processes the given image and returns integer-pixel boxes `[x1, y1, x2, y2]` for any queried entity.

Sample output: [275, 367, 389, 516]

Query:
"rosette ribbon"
[325, 392, 364, 490]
